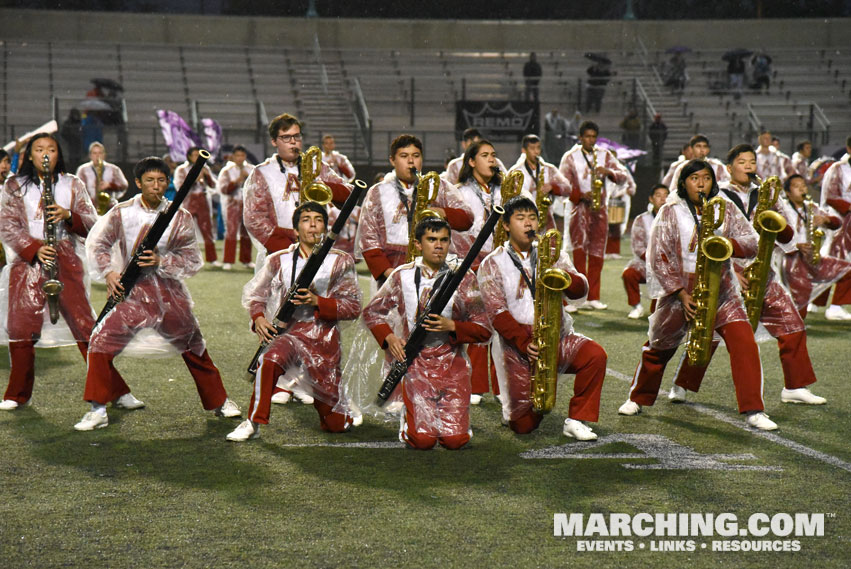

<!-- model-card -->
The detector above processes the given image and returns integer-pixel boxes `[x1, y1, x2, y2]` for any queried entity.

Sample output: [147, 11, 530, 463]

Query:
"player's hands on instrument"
[37, 245, 57, 264]
[254, 316, 278, 343]
[385, 333, 407, 363]
[45, 204, 71, 224]
[105, 271, 125, 299]
[735, 270, 749, 292]
[813, 214, 829, 227]
[797, 243, 814, 257]
[677, 289, 697, 321]
[595, 166, 613, 179]
[137, 249, 160, 267]
[98, 180, 111, 191]
[423, 313, 455, 333]
[292, 288, 318, 306]
[526, 342, 540, 362]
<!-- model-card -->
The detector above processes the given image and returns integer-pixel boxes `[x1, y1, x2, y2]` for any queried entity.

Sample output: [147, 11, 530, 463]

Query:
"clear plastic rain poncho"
[216, 160, 254, 242]
[476, 242, 590, 424]
[337, 256, 490, 439]
[86, 195, 208, 358]
[819, 157, 851, 261]
[0, 173, 96, 347]
[623, 205, 654, 278]
[507, 154, 571, 231]
[243, 245, 362, 409]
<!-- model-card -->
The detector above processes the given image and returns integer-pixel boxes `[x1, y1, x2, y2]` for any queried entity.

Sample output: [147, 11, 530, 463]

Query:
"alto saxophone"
[804, 193, 824, 265]
[95, 159, 111, 215]
[686, 194, 733, 367]
[742, 175, 787, 330]
[531, 229, 571, 414]
[406, 168, 442, 262]
[40, 154, 64, 325]
[493, 169, 524, 247]
[534, 158, 551, 229]
[588, 149, 603, 212]
[298, 146, 332, 205]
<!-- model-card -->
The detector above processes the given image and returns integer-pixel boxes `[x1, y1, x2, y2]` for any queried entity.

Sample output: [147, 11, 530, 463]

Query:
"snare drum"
[608, 199, 626, 224]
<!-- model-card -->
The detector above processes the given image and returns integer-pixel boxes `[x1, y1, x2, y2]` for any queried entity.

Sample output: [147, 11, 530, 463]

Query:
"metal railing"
[350, 77, 373, 162]
[746, 100, 831, 145]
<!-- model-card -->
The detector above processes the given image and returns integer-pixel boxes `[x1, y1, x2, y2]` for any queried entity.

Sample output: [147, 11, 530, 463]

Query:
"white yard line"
[606, 367, 851, 473]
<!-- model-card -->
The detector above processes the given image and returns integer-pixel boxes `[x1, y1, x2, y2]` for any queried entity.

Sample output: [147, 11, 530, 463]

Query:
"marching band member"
[660, 142, 693, 184]
[0, 149, 12, 182]
[771, 136, 797, 180]
[227, 201, 362, 441]
[558, 120, 632, 309]
[214, 145, 254, 270]
[662, 135, 729, 188]
[356, 134, 473, 285]
[74, 157, 241, 431]
[442, 128, 506, 185]
[779, 174, 851, 318]
[667, 146, 826, 406]
[74, 142, 128, 211]
[478, 196, 606, 440]
[755, 130, 790, 182]
[0, 134, 107, 411]
[790, 140, 819, 185]
[622, 184, 668, 319]
[618, 160, 778, 430]
[361, 217, 490, 450]
[173, 146, 219, 265]
[321, 134, 355, 183]
[242, 113, 352, 258]
[508, 134, 571, 231]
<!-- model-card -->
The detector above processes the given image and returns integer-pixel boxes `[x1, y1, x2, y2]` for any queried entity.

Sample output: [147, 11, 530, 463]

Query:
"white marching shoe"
[0, 399, 22, 410]
[618, 400, 641, 415]
[222, 263, 233, 271]
[806, 303, 819, 314]
[74, 411, 109, 431]
[565, 303, 578, 313]
[781, 388, 826, 405]
[271, 391, 292, 405]
[563, 419, 598, 441]
[226, 420, 260, 442]
[824, 305, 851, 321]
[211, 260, 224, 268]
[667, 384, 687, 402]
[627, 304, 645, 319]
[587, 300, 608, 310]
[469, 394, 483, 405]
[746, 412, 778, 431]
[215, 398, 242, 417]
[113, 393, 145, 410]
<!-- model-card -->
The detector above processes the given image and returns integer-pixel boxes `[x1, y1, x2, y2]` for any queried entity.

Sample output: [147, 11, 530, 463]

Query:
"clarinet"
[95, 150, 211, 325]
[374, 204, 505, 406]
[245, 179, 368, 380]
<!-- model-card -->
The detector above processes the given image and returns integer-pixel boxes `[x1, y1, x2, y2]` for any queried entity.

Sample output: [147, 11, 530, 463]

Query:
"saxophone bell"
[299, 146, 333, 206]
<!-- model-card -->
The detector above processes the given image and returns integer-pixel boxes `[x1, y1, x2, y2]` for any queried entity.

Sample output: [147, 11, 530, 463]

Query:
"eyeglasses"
[276, 134, 303, 143]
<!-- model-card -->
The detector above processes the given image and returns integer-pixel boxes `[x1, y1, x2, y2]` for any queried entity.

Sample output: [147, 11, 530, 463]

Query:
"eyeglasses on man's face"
[276, 134, 303, 143]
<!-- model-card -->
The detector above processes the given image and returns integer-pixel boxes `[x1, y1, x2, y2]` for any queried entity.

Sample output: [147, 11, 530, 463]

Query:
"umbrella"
[665, 46, 691, 54]
[584, 52, 612, 65]
[90, 78, 124, 91]
[77, 99, 113, 111]
[722, 48, 753, 61]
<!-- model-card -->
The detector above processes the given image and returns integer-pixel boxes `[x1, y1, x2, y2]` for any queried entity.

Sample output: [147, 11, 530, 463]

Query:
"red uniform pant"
[606, 224, 622, 255]
[222, 197, 252, 264]
[627, 320, 764, 413]
[185, 192, 217, 262]
[622, 266, 646, 306]
[572, 249, 605, 302]
[469, 343, 499, 396]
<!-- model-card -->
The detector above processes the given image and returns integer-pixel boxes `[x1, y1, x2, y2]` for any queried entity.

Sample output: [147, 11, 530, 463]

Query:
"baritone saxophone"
[406, 168, 442, 262]
[298, 146, 333, 205]
[95, 159, 111, 215]
[493, 169, 524, 247]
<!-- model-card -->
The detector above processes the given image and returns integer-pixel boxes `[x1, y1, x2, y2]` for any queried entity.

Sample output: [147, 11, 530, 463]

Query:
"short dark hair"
[796, 140, 812, 152]
[681, 142, 691, 152]
[134, 157, 170, 181]
[185, 146, 200, 160]
[0, 149, 9, 162]
[689, 134, 710, 147]
[390, 134, 423, 158]
[522, 134, 541, 149]
[579, 120, 599, 136]
[292, 201, 328, 228]
[726, 143, 756, 165]
[650, 183, 669, 196]
[783, 174, 805, 193]
[676, 159, 718, 200]
[461, 128, 482, 142]
[268, 113, 302, 140]
[414, 217, 451, 241]
[231, 144, 248, 155]
[845, 134, 851, 148]
[502, 195, 538, 221]
[17, 133, 67, 183]
[458, 139, 495, 184]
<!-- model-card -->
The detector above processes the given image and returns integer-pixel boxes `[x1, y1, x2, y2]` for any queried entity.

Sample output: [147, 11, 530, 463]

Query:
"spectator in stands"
[585, 61, 613, 113]
[750, 51, 772, 92]
[321, 135, 355, 182]
[80, 112, 103, 155]
[664, 52, 687, 92]
[523, 52, 542, 102]
[619, 108, 642, 149]
[727, 55, 746, 100]
[648, 114, 668, 170]
[60, 109, 83, 169]
[566, 110, 583, 138]
[544, 109, 570, 164]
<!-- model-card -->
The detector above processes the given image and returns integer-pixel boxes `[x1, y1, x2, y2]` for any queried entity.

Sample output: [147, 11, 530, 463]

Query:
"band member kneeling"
[227, 202, 362, 441]
[618, 160, 776, 430]
[478, 196, 607, 440]
[75, 157, 241, 431]
[362, 217, 490, 450]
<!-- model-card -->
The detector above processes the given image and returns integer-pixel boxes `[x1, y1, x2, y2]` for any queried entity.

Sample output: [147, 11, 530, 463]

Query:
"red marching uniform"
[362, 257, 491, 449]
[242, 245, 362, 431]
[75, 160, 129, 209]
[215, 160, 254, 265]
[322, 150, 356, 183]
[355, 171, 473, 281]
[0, 172, 103, 404]
[558, 143, 632, 302]
[624, 190, 766, 414]
[811, 156, 851, 309]
[478, 243, 607, 434]
[622, 207, 654, 308]
[173, 160, 218, 262]
[508, 155, 571, 230]
[84, 195, 230, 410]
[662, 156, 729, 189]
[242, 156, 351, 256]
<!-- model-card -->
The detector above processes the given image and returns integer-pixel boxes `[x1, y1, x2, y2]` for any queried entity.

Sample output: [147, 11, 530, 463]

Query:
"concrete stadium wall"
[1, 8, 849, 51]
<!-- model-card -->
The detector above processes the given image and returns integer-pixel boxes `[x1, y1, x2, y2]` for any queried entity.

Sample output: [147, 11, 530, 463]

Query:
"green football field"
[1, 242, 849, 569]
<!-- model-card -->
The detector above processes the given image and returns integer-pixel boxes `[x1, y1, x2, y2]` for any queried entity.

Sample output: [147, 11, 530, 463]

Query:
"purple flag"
[201, 118, 223, 158]
[597, 137, 647, 172]
[156, 110, 201, 163]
